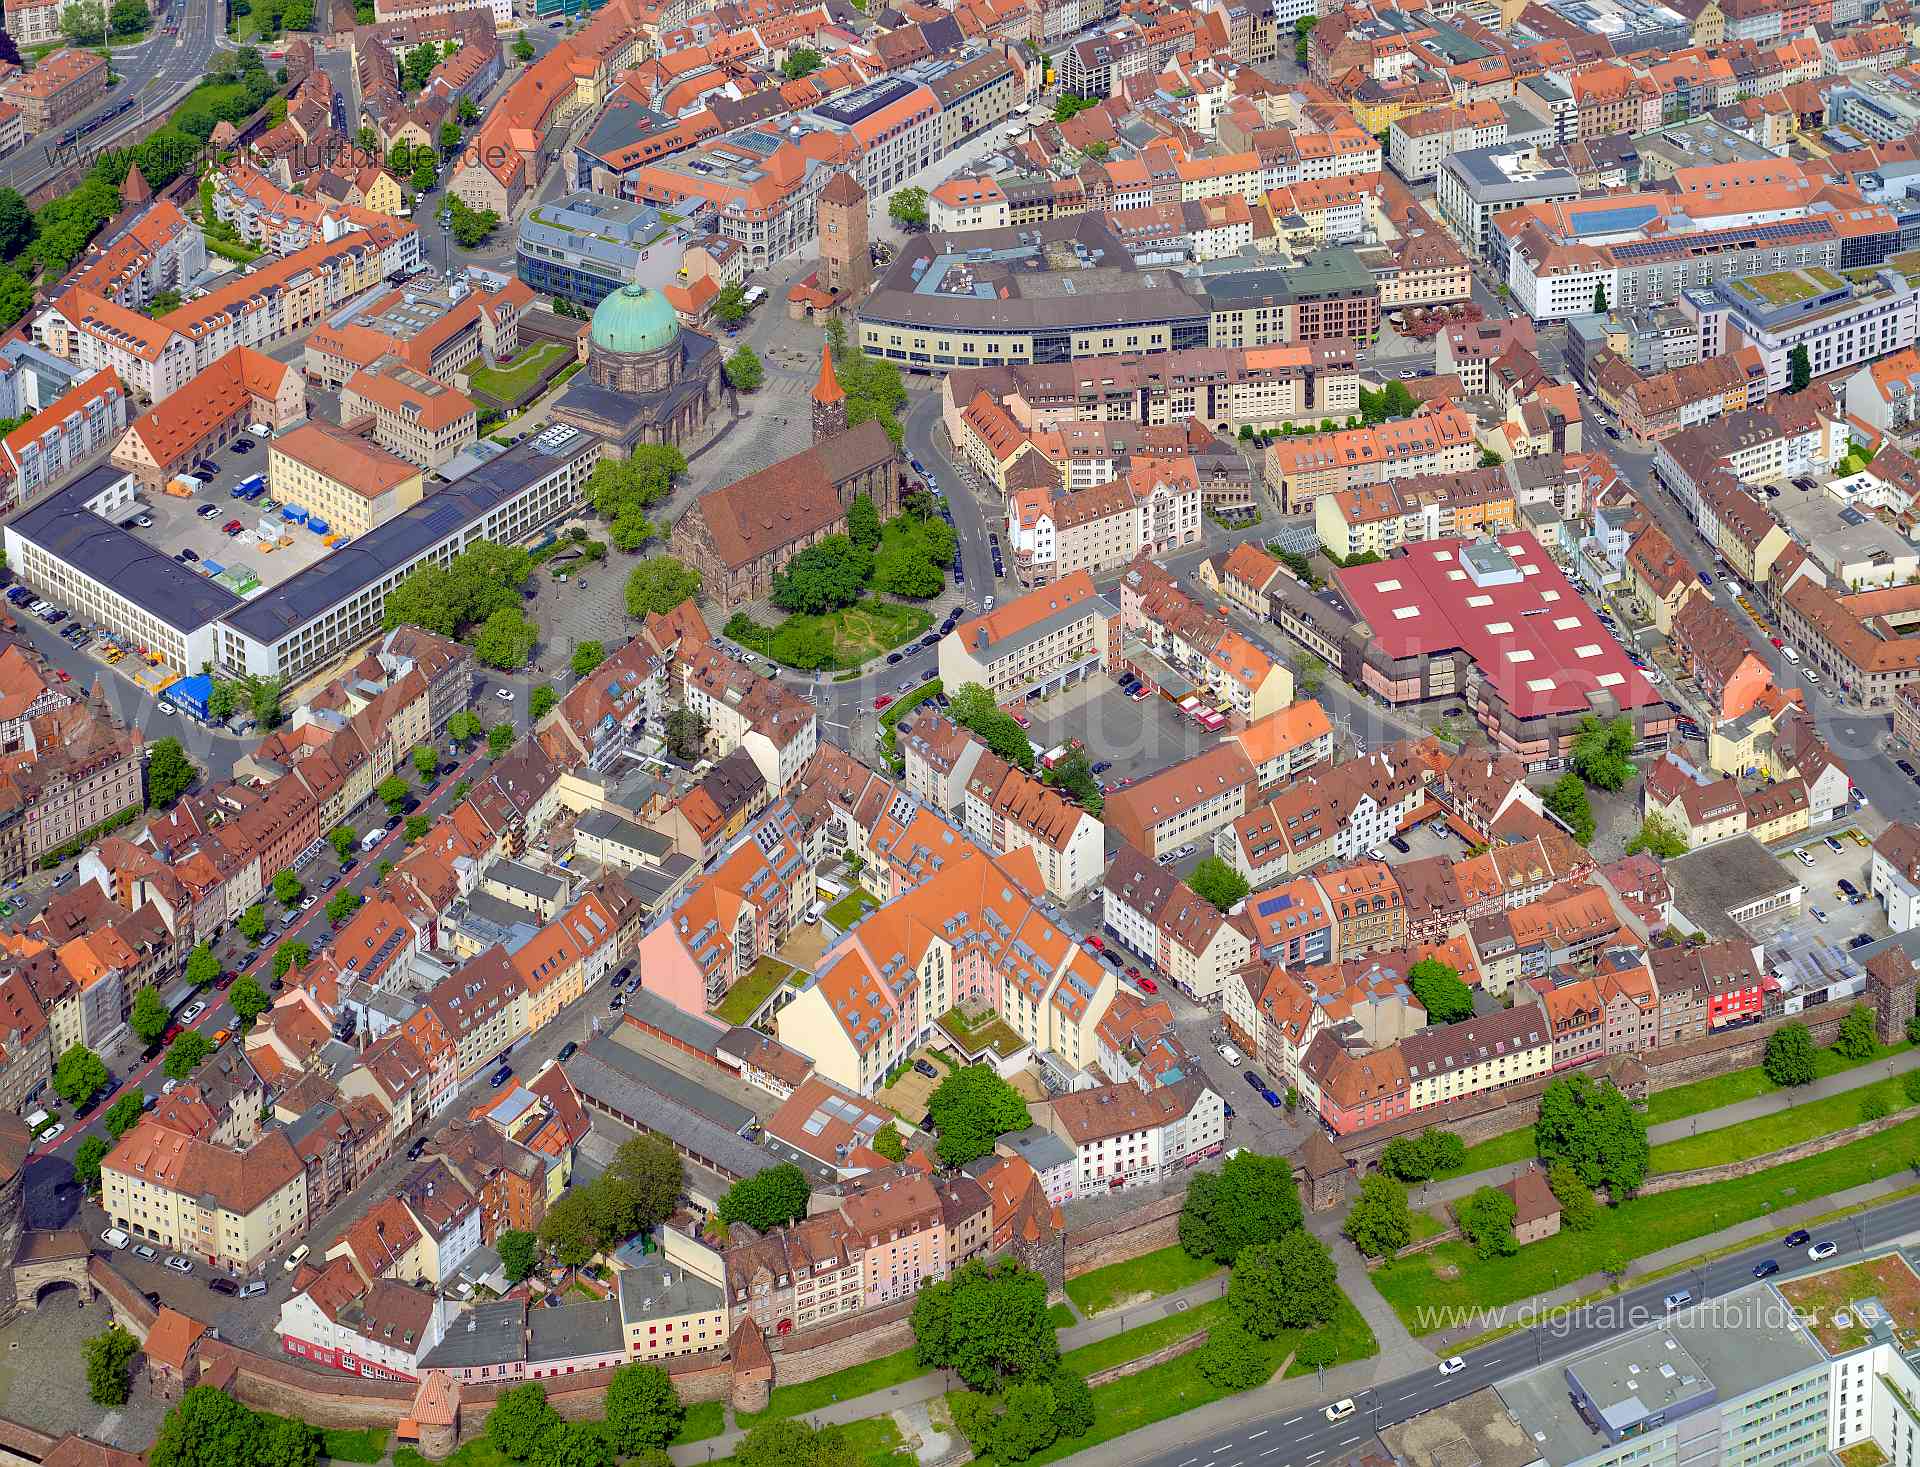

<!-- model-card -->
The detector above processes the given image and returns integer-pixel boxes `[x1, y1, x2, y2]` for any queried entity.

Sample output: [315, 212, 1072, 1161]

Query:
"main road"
[1114, 1194, 1917, 1467]
[0, 0, 224, 195]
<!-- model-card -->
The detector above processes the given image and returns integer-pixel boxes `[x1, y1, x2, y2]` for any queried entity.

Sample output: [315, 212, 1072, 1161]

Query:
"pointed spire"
[812, 344, 846, 405]
[122, 163, 152, 205]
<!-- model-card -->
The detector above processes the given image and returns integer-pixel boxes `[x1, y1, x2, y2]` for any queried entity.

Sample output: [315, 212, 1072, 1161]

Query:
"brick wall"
[1063, 1191, 1187, 1278]
[1083, 1328, 1210, 1387]
[766, 1301, 918, 1386]
[1634, 1109, 1904, 1196]
[1337, 1005, 1855, 1171]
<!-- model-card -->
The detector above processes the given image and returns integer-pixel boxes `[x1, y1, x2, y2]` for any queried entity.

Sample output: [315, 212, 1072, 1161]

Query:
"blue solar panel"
[1255, 894, 1295, 916]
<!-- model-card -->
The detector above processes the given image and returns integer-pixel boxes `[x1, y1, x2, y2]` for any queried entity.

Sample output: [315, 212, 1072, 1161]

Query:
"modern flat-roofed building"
[1680, 267, 1920, 395]
[515, 193, 675, 308]
[1436, 145, 1580, 262]
[1335, 534, 1672, 765]
[214, 426, 599, 681]
[1205, 249, 1381, 348]
[4, 466, 240, 672]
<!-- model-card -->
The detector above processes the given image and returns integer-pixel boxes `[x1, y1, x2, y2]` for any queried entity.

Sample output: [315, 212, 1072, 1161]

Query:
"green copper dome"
[590, 283, 681, 356]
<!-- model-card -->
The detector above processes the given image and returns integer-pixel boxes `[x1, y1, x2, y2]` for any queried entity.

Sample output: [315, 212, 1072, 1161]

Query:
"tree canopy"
[626, 556, 702, 617]
[1376, 1129, 1464, 1182]
[53, 1043, 107, 1106]
[889, 186, 929, 230]
[927, 1064, 1032, 1166]
[948, 683, 1036, 773]
[1570, 714, 1636, 791]
[1178, 1149, 1303, 1264]
[1544, 772, 1595, 844]
[911, 1258, 1057, 1391]
[716, 1163, 811, 1232]
[1227, 1232, 1339, 1336]
[147, 737, 195, 808]
[589, 446, 684, 550]
[1764, 1022, 1818, 1087]
[1407, 957, 1473, 1024]
[384, 542, 532, 639]
[1534, 1073, 1648, 1197]
[1342, 1172, 1412, 1258]
[1188, 856, 1250, 913]
[1626, 813, 1688, 858]
[771, 535, 871, 615]
[1835, 1002, 1879, 1060]
[1459, 1185, 1517, 1259]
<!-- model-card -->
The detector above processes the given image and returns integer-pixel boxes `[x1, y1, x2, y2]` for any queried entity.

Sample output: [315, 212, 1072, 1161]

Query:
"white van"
[360, 827, 385, 853]
[1782, 646, 1801, 663]
[805, 900, 826, 925]
[1218, 1042, 1243, 1068]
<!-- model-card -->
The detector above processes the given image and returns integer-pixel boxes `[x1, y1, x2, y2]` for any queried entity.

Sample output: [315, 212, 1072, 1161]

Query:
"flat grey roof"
[622, 989, 728, 1054]
[488, 860, 567, 900]
[577, 808, 674, 858]
[10, 466, 245, 633]
[1667, 835, 1802, 937]
[223, 430, 598, 645]
[418, 1299, 526, 1368]
[586, 1035, 757, 1132]
[617, 1260, 725, 1325]
[527, 1295, 624, 1363]
[993, 1124, 1075, 1173]
[1496, 1282, 1824, 1464]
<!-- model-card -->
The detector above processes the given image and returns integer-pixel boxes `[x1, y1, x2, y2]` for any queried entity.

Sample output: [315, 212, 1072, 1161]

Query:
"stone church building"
[667, 400, 899, 611]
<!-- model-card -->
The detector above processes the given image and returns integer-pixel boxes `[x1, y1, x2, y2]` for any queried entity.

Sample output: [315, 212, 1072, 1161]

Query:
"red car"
[1085, 934, 1104, 952]
[873, 694, 893, 710]
[1126, 965, 1142, 980]
[1136, 975, 1159, 995]
[216, 971, 236, 990]
[222, 519, 243, 534]
[162, 1024, 181, 1044]
[1012, 712, 1030, 727]
[1770, 636, 1784, 647]
[53, 670, 70, 683]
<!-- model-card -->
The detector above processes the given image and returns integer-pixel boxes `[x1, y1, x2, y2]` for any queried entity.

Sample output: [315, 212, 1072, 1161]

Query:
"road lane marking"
[1284, 1417, 1303, 1425]
[1247, 1431, 1267, 1440]
[1260, 1450, 1281, 1458]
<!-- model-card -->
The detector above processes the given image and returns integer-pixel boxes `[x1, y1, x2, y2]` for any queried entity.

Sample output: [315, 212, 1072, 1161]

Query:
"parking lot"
[1019, 680, 1219, 790]
[127, 438, 336, 589]
[1777, 827, 1887, 941]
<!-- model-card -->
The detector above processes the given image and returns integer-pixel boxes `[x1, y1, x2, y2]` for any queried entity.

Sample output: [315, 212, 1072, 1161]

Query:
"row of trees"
[383, 542, 539, 670]
[825, 318, 907, 448]
[948, 683, 1036, 773]
[1764, 1004, 1881, 1087]
[587, 445, 685, 552]
[487, 1364, 686, 1467]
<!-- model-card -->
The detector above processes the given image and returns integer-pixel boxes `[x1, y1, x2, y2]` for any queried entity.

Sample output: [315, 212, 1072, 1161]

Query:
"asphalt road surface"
[0, 0, 223, 194]
[1132, 1195, 1916, 1467]
[24, 733, 497, 1179]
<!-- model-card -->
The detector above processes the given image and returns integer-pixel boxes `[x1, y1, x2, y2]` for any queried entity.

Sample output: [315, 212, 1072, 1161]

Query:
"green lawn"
[1064, 1244, 1221, 1316]
[675, 1401, 727, 1444]
[1432, 1039, 1917, 1184]
[762, 599, 934, 672]
[837, 1416, 917, 1467]
[1048, 1303, 1077, 1328]
[715, 955, 798, 1025]
[320, 1427, 388, 1464]
[937, 1006, 1027, 1060]
[1062, 1297, 1228, 1377]
[1375, 1114, 1920, 1334]
[470, 340, 572, 407]
[1643, 1039, 1912, 1126]
[396, 1444, 510, 1467]
[1409, 1209, 1450, 1243]
[824, 888, 877, 929]
[1431, 1125, 1537, 1180]
[1000, 1290, 1375, 1466]
[735, 1344, 930, 1425]
[1648, 1072, 1912, 1173]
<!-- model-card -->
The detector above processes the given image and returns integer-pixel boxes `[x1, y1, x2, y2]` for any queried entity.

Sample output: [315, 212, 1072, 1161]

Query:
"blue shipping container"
[168, 674, 213, 720]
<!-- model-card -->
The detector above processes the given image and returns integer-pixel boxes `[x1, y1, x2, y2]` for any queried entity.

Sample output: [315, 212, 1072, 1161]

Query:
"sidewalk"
[668, 1171, 1919, 1467]
[1413, 1046, 1920, 1210]
[665, 1274, 1233, 1466]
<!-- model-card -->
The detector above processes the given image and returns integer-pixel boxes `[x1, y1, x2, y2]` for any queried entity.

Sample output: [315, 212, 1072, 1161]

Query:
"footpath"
[1416, 1046, 1920, 1209]
[665, 1056, 1920, 1467]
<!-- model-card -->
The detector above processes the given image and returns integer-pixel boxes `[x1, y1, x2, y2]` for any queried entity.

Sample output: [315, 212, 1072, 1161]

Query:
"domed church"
[551, 282, 725, 452]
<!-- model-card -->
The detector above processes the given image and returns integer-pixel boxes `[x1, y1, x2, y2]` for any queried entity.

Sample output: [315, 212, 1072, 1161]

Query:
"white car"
[37, 1122, 64, 1145]
[1809, 1240, 1839, 1261]
[161, 1078, 178, 1095]
[496, 688, 516, 702]
[1439, 1357, 1466, 1376]
[163, 1255, 193, 1274]
[102, 1228, 131, 1250]
[1325, 1399, 1356, 1423]
[181, 1000, 206, 1023]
